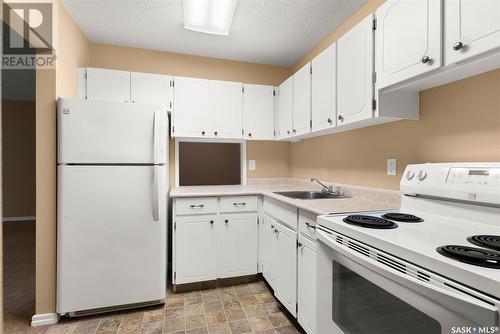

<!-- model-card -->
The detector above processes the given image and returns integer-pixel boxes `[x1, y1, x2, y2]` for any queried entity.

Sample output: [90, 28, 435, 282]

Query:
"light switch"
[249, 160, 256, 171]
[387, 159, 397, 176]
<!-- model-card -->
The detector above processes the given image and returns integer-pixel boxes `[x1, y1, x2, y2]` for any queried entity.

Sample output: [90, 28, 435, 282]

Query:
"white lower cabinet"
[173, 196, 258, 285]
[218, 212, 258, 278]
[274, 221, 298, 317]
[174, 214, 217, 284]
[261, 215, 278, 286]
[298, 235, 317, 334]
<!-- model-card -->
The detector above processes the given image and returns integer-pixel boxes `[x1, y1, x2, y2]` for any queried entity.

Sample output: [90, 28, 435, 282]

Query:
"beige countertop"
[170, 178, 400, 215]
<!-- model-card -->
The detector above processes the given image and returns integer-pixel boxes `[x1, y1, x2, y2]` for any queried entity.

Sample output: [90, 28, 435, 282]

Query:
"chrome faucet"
[310, 178, 334, 193]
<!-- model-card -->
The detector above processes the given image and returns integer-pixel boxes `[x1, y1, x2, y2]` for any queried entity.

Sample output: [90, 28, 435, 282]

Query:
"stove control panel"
[446, 167, 500, 187]
[401, 163, 500, 206]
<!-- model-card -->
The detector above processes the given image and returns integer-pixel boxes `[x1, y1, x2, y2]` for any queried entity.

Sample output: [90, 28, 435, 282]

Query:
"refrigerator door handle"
[152, 166, 160, 221]
[153, 110, 160, 165]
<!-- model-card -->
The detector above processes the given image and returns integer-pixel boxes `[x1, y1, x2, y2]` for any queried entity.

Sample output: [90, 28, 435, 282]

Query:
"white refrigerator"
[57, 98, 168, 315]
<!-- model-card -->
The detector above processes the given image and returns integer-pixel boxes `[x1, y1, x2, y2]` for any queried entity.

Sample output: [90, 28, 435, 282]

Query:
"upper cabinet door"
[172, 76, 210, 138]
[292, 62, 312, 137]
[337, 14, 374, 126]
[86, 68, 131, 103]
[278, 76, 293, 139]
[209, 80, 243, 139]
[130, 72, 173, 111]
[242, 84, 275, 140]
[311, 44, 336, 132]
[376, 0, 442, 89]
[445, 0, 500, 65]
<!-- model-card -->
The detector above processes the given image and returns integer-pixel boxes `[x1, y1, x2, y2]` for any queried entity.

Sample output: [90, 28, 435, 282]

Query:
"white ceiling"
[61, 0, 366, 67]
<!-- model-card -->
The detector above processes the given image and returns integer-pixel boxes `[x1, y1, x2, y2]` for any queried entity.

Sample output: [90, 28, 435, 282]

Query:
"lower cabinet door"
[219, 213, 258, 278]
[298, 235, 317, 334]
[262, 215, 278, 287]
[275, 221, 298, 317]
[175, 214, 217, 284]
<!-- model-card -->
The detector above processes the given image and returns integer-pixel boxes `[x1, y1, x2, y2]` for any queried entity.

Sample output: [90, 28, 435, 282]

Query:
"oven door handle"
[317, 230, 499, 326]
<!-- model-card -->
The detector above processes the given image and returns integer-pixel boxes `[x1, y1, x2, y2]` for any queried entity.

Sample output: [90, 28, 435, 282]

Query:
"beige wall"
[290, 69, 500, 190]
[90, 43, 292, 181]
[35, 0, 91, 315]
[2, 101, 36, 217]
[288, 0, 500, 190]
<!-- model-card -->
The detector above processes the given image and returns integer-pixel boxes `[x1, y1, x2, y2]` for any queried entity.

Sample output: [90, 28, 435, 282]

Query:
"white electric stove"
[316, 163, 500, 334]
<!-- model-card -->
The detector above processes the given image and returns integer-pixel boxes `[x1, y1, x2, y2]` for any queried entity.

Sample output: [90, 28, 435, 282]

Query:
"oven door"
[316, 227, 499, 334]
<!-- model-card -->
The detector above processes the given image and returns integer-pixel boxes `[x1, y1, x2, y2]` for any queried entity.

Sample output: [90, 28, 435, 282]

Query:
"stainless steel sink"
[274, 191, 350, 200]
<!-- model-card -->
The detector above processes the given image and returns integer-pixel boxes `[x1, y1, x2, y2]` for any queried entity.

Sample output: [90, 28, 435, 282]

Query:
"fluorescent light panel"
[183, 0, 238, 36]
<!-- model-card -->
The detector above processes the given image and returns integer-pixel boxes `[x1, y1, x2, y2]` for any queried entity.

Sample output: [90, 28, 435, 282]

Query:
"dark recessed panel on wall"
[179, 142, 241, 186]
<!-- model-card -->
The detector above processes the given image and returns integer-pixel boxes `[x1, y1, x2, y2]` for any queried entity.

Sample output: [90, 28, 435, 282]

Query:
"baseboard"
[31, 313, 60, 327]
[2, 216, 36, 222]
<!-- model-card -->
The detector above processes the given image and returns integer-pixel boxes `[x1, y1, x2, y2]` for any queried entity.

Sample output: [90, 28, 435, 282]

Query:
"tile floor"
[24, 280, 303, 334]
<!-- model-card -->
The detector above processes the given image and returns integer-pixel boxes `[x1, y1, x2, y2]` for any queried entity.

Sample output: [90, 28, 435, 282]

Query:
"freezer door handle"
[152, 166, 160, 221]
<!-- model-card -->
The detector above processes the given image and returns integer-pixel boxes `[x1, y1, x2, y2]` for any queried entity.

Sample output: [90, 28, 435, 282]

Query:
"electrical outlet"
[249, 160, 256, 171]
[387, 159, 397, 176]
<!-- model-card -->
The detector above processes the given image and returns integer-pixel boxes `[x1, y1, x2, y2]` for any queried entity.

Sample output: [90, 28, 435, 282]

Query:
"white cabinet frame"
[174, 138, 247, 187]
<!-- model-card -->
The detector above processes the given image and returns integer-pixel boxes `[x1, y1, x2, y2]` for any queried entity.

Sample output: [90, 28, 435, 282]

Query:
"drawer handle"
[233, 202, 246, 207]
[305, 222, 316, 230]
[190, 204, 205, 209]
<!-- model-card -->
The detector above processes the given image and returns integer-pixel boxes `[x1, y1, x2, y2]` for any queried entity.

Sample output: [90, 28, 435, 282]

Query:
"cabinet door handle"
[225, 219, 229, 224]
[421, 55, 431, 64]
[190, 204, 205, 209]
[210, 220, 214, 225]
[248, 133, 252, 137]
[287, 130, 290, 135]
[327, 118, 332, 124]
[201, 131, 205, 136]
[274, 228, 279, 234]
[292, 129, 296, 134]
[453, 41, 464, 51]
[338, 115, 344, 122]
[305, 222, 316, 230]
[233, 202, 246, 207]
[214, 131, 218, 136]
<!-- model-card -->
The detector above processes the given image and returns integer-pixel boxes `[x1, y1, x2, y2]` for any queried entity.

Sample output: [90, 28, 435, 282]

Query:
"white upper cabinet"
[376, 0, 442, 89]
[130, 72, 173, 111]
[445, 0, 500, 65]
[337, 14, 374, 126]
[86, 68, 131, 103]
[292, 62, 312, 137]
[311, 43, 336, 132]
[242, 84, 275, 140]
[172, 76, 210, 138]
[209, 80, 243, 139]
[278, 76, 293, 139]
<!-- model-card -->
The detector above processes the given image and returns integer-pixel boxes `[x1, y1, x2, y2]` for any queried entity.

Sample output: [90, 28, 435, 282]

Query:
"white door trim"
[31, 313, 60, 327]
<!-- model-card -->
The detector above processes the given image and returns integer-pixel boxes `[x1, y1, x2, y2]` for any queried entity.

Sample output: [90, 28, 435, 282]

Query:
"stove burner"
[467, 235, 500, 251]
[382, 212, 423, 223]
[343, 215, 398, 229]
[437, 245, 500, 269]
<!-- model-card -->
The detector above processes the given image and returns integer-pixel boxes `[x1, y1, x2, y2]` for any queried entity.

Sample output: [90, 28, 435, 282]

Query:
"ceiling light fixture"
[183, 0, 238, 36]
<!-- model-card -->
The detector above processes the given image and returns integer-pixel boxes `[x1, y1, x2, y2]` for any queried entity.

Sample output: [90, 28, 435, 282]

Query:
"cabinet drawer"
[298, 210, 317, 240]
[175, 197, 217, 215]
[220, 196, 258, 213]
[263, 196, 297, 230]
